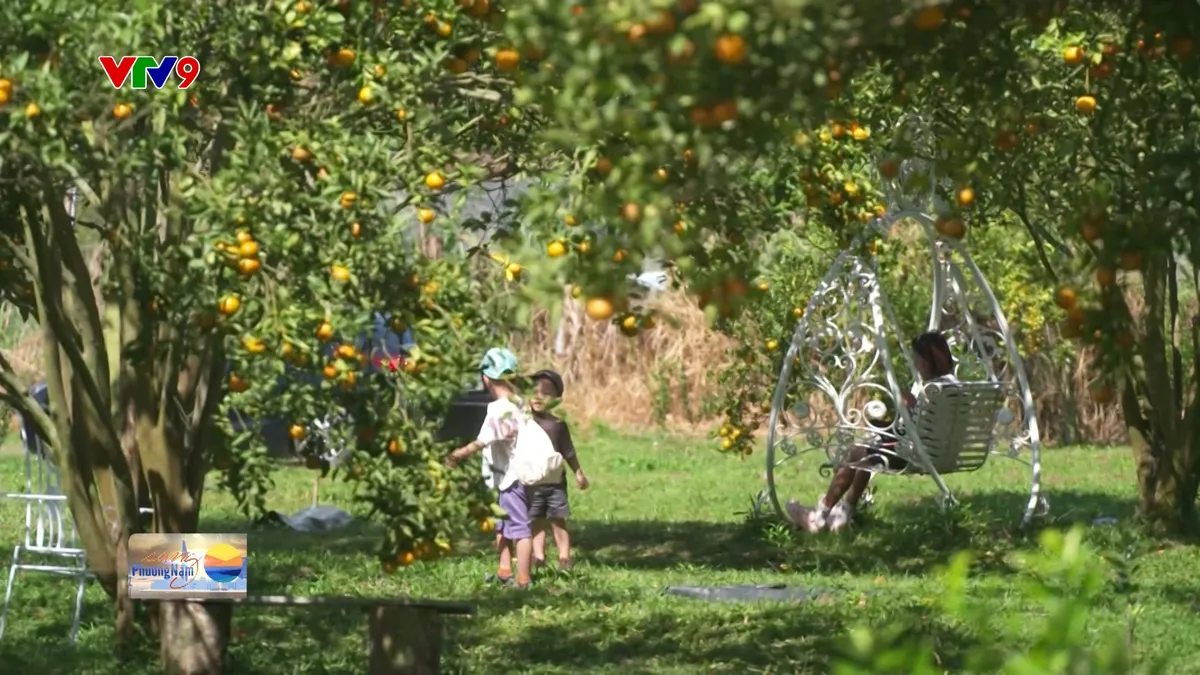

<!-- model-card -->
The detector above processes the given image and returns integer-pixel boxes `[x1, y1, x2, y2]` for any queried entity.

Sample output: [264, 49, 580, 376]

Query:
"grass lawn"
[0, 427, 1196, 674]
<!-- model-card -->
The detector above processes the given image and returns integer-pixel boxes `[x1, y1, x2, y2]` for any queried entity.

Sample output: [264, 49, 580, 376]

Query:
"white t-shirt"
[478, 396, 522, 492]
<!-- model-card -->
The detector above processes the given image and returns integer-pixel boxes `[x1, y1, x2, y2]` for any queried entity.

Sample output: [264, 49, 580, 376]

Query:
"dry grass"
[513, 288, 736, 432]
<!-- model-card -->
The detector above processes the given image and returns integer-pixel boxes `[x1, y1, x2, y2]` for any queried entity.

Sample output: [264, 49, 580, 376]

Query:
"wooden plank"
[199, 595, 474, 615]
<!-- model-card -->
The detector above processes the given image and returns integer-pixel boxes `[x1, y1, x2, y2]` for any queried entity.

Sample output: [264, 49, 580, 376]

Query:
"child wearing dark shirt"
[527, 369, 588, 571]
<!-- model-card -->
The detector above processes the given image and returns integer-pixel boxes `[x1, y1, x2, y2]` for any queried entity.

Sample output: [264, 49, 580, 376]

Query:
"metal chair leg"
[0, 545, 23, 642]
[69, 556, 87, 644]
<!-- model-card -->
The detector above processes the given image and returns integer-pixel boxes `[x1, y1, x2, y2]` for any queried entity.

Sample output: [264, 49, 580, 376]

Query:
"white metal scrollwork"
[764, 114, 1046, 527]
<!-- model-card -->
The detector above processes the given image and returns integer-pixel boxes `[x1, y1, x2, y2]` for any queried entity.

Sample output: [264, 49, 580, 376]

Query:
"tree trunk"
[1130, 422, 1200, 534]
[159, 601, 232, 675]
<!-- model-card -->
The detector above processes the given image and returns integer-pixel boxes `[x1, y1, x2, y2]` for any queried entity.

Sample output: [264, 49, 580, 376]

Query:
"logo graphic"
[98, 56, 200, 90]
[127, 533, 247, 600]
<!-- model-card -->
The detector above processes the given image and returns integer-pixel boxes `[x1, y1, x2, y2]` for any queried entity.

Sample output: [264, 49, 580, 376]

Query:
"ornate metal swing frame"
[762, 116, 1047, 526]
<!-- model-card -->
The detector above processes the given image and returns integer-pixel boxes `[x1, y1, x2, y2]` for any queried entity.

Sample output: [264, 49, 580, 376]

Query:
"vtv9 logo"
[98, 56, 200, 89]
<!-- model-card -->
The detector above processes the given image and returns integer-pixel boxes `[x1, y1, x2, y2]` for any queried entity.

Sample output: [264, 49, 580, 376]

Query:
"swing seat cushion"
[903, 381, 1006, 474]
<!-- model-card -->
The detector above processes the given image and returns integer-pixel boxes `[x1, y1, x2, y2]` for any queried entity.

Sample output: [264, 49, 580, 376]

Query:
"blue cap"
[480, 347, 520, 380]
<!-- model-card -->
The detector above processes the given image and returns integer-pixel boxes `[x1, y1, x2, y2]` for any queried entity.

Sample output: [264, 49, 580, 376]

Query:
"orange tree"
[500, 0, 1200, 530]
[0, 0, 531, 670]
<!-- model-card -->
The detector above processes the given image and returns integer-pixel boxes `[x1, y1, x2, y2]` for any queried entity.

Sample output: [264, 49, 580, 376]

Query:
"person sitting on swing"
[789, 331, 957, 533]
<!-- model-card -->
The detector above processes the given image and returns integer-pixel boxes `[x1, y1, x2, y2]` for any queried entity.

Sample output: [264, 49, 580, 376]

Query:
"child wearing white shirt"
[446, 348, 535, 588]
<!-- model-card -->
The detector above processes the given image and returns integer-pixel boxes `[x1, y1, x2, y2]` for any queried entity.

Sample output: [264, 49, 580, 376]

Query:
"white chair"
[901, 381, 1008, 475]
[1, 383, 89, 644]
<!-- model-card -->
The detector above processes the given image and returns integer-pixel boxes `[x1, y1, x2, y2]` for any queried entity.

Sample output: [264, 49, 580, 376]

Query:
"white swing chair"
[763, 115, 1047, 526]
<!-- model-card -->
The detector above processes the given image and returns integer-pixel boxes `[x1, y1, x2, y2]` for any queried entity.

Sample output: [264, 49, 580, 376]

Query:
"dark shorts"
[527, 483, 570, 520]
[866, 443, 909, 471]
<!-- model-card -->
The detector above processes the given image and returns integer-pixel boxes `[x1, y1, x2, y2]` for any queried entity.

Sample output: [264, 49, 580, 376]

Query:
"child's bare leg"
[532, 519, 548, 561]
[550, 519, 570, 562]
[496, 534, 512, 578]
[844, 470, 873, 507]
[514, 537, 533, 585]
[820, 446, 870, 508]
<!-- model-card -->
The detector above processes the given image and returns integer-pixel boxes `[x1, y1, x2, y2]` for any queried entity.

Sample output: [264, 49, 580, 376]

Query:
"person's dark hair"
[531, 369, 565, 397]
[911, 331, 954, 377]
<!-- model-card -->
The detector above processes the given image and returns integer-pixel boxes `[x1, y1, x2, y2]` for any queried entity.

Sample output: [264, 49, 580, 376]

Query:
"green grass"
[0, 428, 1196, 674]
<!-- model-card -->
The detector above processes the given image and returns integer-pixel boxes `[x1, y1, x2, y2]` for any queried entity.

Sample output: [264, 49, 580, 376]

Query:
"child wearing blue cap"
[445, 347, 534, 588]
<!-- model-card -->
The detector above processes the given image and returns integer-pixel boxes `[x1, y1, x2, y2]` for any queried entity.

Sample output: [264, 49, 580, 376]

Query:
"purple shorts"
[496, 484, 532, 541]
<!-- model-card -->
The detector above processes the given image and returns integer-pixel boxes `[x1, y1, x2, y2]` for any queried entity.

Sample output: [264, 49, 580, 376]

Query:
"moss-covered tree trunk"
[1118, 253, 1200, 534]
[4, 175, 231, 672]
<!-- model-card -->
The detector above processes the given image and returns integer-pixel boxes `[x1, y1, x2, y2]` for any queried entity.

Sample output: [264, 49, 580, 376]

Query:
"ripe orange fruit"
[673, 220, 686, 234]
[612, 249, 626, 263]
[436, 21, 453, 37]
[594, 157, 613, 175]
[332, 48, 355, 67]
[316, 321, 335, 342]
[0, 78, 12, 94]
[238, 258, 260, 276]
[335, 344, 357, 360]
[585, 297, 615, 321]
[547, 240, 567, 257]
[238, 240, 259, 258]
[242, 336, 267, 354]
[396, 108, 408, 121]
[757, 281, 769, 292]
[479, 518, 495, 533]
[1059, 320, 1082, 339]
[417, 207, 435, 224]
[24, 103, 40, 118]
[291, 147, 311, 162]
[956, 186, 975, 207]
[654, 167, 669, 182]
[792, 307, 804, 319]
[1095, 266, 1116, 287]
[913, 6, 945, 30]
[387, 438, 404, 454]
[357, 86, 374, 104]
[323, 363, 338, 379]
[331, 265, 350, 281]
[229, 374, 251, 393]
[1075, 95, 1097, 114]
[113, 103, 133, 119]
[218, 295, 241, 316]
[1054, 287, 1077, 310]
[852, 126, 870, 141]
[425, 171, 445, 190]
[350, 222, 362, 237]
[621, 202, 641, 224]
[1118, 252, 1142, 271]
[445, 58, 468, 74]
[288, 424, 308, 440]
[831, 122, 846, 138]
[1080, 222, 1103, 243]
[339, 192, 357, 209]
[766, 339, 779, 352]
[627, 23, 647, 42]
[577, 239, 591, 254]
[495, 48, 520, 71]
[714, 34, 747, 65]
[936, 216, 966, 240]
[1063, 46, 1085, 65]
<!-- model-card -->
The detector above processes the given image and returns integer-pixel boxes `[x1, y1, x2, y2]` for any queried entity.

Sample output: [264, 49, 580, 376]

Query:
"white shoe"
[828, 502, 854, 531]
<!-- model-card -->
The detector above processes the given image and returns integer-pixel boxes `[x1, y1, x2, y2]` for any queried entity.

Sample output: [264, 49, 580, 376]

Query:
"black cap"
[531, 369, 565, 397]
